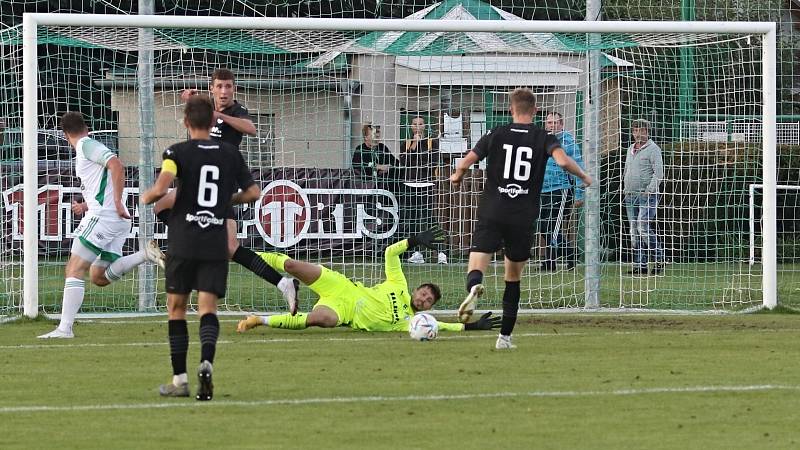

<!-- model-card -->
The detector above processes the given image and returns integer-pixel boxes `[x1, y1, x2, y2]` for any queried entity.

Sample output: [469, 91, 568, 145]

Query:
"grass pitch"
[2, 314, 800, 449]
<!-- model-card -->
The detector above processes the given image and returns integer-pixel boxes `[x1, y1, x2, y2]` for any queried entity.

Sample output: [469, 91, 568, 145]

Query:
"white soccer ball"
[408, 312, 439, 341]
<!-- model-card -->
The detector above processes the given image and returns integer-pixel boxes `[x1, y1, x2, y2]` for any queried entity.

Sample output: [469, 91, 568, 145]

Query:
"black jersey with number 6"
[162, 139, 255, 260]
[472, 123, 561, 225]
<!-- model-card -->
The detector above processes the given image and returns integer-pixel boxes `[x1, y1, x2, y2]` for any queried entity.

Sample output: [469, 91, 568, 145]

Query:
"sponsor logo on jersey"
[185, 210, 224, 229]
[497, 184, 529, 198]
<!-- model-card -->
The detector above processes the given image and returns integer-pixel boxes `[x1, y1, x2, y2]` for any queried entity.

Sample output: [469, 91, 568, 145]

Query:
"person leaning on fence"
[623, 118, 665, 276]
[399, 115, 448, 265]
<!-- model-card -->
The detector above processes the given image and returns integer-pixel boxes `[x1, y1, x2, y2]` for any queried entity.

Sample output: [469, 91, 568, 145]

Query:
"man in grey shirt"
[623, 119, 665, 275]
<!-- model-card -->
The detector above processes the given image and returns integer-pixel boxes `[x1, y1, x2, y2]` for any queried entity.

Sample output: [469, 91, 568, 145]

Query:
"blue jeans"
[625, 194, 663, 269]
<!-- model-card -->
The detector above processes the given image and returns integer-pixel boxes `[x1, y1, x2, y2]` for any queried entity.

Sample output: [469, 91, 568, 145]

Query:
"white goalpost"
[17, 14, 777, 317]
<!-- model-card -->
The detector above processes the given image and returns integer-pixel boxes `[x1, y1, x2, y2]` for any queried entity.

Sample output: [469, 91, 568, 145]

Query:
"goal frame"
[20, 14, 778, 317]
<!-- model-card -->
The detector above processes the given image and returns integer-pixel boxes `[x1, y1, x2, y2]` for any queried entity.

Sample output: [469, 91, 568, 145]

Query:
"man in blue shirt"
[538, 112, 585, 271]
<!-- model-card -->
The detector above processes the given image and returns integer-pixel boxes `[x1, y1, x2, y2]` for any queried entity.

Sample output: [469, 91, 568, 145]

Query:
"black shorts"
[470, 218, 534, 262]
[165, 255, 229, 298]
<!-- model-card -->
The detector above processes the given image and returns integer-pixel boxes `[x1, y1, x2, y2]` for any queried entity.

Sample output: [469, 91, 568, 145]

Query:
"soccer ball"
[408, 313, 439, 341]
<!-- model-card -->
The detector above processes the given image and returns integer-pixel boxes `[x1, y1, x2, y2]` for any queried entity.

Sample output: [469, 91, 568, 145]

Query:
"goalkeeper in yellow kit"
[237, 227, 501, 333]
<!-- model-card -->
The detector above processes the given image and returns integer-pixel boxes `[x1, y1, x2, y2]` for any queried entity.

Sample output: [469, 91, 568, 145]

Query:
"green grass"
[21, 260, 800, 313]
[2, 314, 800, 449]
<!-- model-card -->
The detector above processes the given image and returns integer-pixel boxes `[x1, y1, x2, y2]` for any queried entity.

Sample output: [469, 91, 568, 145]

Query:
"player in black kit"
[155, 68, 301, 315]
[450, 88, 592, 349]
[142, 96, 261, 400]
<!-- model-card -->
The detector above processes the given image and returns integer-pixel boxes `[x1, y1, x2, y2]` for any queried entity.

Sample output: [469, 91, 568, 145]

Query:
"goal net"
[3, 14, 780, 316]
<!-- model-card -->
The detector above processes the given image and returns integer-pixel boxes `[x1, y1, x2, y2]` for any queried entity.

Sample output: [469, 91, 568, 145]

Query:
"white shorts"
[72, 214, 131, 264]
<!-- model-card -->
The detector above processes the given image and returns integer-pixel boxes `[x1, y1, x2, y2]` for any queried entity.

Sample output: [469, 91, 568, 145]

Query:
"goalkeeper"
[237, 227, 501, 333]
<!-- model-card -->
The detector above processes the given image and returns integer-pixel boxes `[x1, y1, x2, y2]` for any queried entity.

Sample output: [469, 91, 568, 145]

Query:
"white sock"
[58, 277, 85, 330]
[105, 250, 147, 282]
[173, 373, 188, 386]
[260, 316, 269, 326]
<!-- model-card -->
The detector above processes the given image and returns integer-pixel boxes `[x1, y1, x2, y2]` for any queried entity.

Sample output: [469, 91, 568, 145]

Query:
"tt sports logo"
[251, 180, 399, 248]
[2, 181, 400, 248]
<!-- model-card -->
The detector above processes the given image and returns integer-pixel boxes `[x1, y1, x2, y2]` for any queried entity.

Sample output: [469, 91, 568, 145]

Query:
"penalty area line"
[0, 384, 797, 414]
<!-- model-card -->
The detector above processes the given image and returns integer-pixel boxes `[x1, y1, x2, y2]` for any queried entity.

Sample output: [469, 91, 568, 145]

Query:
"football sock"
[168, 319, 189, 376]
[258, 252, 290, 273]
[58, 277, 85, 330]
[267, 313, 308, 330]
[466, 270, 483, 293]
[199, 314, 219, 364]
[500, 280, 521, 336]
[104, 251, 147, 282]
[232, 246, 281, 286]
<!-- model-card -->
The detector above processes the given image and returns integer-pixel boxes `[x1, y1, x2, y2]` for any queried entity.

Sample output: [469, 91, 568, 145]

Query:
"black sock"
[232, 246, 281, 286]
[156, 208, 171, 225]
[199, 314, 220, 364]
[168, 319, 189, 376]
[500, 281, 521, 336]
[466, 270, 483, 293]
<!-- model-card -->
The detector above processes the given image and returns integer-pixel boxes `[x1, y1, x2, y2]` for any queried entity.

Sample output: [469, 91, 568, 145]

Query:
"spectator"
[352, 123, 398, 181]
[400, 115, 448, 265]
[538, 112, 585, 271]
[623, 119, 665, 276]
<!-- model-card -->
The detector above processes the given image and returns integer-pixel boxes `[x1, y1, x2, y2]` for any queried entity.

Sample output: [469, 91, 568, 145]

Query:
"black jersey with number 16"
[162, 139, 256, 260]
[472, 123, 561, 225]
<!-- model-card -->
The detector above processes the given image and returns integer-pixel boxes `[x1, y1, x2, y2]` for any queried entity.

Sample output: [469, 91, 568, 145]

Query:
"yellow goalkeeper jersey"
[350, 239, 463, 333]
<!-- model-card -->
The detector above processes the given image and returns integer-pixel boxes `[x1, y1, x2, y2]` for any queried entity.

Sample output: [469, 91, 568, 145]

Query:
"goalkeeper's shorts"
[309, 266, 357, 326]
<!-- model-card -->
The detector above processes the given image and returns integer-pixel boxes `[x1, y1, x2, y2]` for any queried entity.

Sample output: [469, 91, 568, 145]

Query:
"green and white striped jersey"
[75, 136, 118, 216]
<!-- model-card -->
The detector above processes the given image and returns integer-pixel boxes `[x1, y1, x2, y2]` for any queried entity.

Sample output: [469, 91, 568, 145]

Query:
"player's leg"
[90, 220, 164, 286]
[494, 223, 533, 349]
[458, 219, 501, 322]
[159, 292, 191, 397]
[37, 248, 93, 338]
[159, 256, 192, 398]
[238, 267, 353, 332]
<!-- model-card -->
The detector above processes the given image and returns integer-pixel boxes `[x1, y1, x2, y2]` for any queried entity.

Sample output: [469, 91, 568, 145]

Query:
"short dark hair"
[510, 88, 537, 115]
[631, 119, 651, 130]
[547, 111, 564, 122]
[417, 283, 442, 303]
[184, 95, 214, 130]
[211, 68, 235, 84]
[60, 112, 88, 136]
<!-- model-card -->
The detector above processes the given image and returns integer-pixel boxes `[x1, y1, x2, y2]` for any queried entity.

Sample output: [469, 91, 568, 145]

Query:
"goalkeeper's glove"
[464, 312, 502, 331]
[407, 226, 446, 251]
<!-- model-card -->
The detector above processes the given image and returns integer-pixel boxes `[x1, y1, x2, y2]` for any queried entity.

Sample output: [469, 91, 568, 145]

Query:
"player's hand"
[180, 89, 198, 102]
[115, 200, 131, 219]
[574, 200, 584, 208]
[71, 200, 87, 217]
[407, 226, 446, 251]
[449, 169, 466, 186]
[464, 312, 502, 331]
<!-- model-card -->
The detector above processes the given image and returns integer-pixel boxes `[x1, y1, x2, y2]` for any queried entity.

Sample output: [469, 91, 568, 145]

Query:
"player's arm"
[552, 147, 593, 188]
[106, 157, 130, 219]
[230, 149, 259, 205]
[214, 110, 257, 136]
[383, 239, 409, 284]
[450, 150, 479, 186]
[232, 183, 260, 205]
[142, 155, 177, 205]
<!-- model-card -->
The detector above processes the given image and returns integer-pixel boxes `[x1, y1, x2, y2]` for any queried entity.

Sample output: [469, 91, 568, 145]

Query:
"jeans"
[625, 193, 663, 269]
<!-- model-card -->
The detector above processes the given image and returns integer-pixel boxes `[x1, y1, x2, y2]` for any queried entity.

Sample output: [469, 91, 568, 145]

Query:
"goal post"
[18, 14, 778, 317]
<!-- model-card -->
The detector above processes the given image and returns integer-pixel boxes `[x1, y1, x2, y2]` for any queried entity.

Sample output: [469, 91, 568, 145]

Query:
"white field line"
[0, 384, 796, 414]
[5, 327, 800, 351]
[0, 331, 587, 350]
